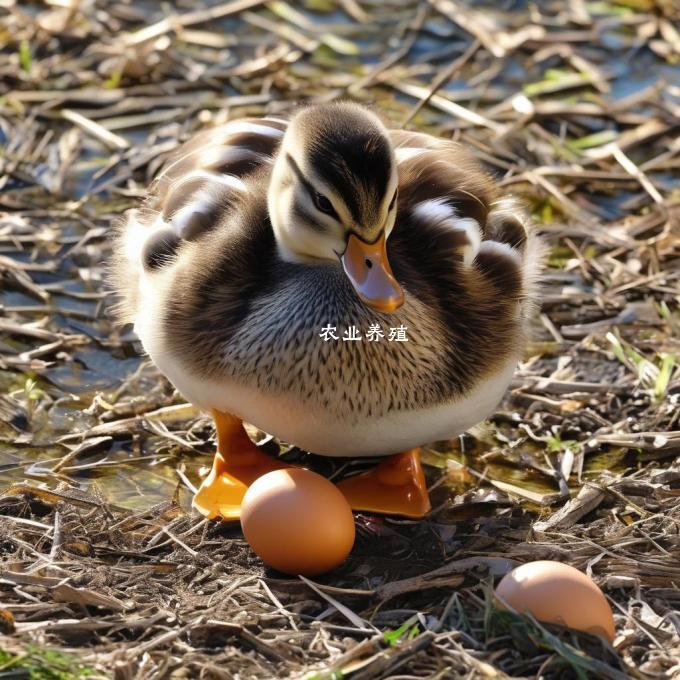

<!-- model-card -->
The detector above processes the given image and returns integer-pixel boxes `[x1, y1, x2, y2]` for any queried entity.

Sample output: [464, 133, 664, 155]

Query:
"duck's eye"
[388, 190, 398, 212]
[314, 192, 337, 218]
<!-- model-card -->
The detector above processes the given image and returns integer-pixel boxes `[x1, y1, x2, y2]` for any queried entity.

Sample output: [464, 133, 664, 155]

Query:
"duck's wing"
[387, 129, 544, 389]
[389, 129, 542, 294]
[390, 129, 494, 232]
[144, 117, 288, 239]
[110, 117, 287, 323]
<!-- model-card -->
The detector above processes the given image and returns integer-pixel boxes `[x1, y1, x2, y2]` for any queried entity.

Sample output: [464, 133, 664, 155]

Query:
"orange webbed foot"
[193, 410, 292, 521]
[336, 448, 431, 518]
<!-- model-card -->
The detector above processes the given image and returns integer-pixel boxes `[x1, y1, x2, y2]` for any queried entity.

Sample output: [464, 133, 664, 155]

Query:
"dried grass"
[1, 0, 679, 678]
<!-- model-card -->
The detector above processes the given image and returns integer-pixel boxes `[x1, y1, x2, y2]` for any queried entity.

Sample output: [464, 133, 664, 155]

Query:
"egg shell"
[240, 468, 355, 576]
[495, 560, 615, 642]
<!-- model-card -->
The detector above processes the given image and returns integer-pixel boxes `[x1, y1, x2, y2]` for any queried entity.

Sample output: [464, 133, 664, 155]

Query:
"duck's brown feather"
[111, 119, 541, 420]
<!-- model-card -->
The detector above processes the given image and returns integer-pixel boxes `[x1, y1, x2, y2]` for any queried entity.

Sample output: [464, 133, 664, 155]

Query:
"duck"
[111, 102, 543, 520]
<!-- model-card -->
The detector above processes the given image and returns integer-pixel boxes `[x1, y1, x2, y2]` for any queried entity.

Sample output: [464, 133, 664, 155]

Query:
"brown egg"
[240, 468, 355, 576]
[495, 561, 615, 642]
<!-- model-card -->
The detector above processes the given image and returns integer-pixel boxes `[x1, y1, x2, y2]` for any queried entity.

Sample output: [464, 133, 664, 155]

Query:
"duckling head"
[268, 102, 403, 312]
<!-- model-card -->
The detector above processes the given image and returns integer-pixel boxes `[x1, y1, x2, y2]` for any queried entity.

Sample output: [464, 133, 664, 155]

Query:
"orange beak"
[341, 232, 404, 313]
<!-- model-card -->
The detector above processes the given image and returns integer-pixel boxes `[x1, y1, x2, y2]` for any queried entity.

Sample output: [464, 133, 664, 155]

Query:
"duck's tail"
[107, 208, 150, 325]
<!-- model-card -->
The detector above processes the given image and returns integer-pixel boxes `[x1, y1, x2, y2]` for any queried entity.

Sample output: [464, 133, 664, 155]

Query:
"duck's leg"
[193, 410, 291, 520]
[336, 449, 431, 518]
